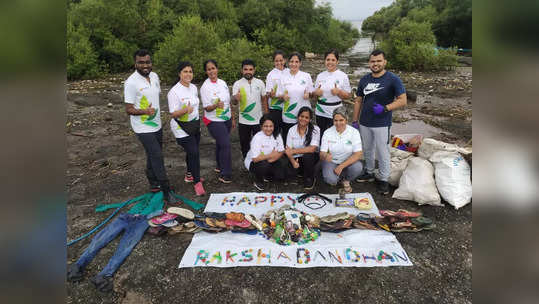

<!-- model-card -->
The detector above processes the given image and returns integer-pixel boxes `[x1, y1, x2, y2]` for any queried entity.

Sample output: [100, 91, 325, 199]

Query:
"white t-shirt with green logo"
[314, 70, 352, 119]
[281, 70, 314, 124]
[124, 71, 161, 133]
[244, 131, 285, 169]
[320, 125, 362, 164]
[200, 78, 231, 122]
[265, 67, 289, 111]
[232, 78, 265, 125]
[286, 124, 320, 157]
[167, 82, 200, 139]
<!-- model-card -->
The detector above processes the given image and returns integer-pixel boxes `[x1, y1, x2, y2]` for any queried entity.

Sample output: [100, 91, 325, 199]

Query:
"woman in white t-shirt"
[284, 106, 320, 190]
[313, 49, 352, 140]
[200, 59, 234, 184]
[167, 61, 205, 196]
[319, 106, 363, 193]
[244, 114, 285, 191]
[265, 50, 289, 133]
[281, 52, 314, 145]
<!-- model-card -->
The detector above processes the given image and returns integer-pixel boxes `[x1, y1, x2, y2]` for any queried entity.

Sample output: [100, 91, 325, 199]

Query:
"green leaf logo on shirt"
[239, 87, 255, 121]
[139, 95, 158, 127]
[346, 140, 352, 145]
[283, 99, 297, 120]
[315, 99, 327, 114]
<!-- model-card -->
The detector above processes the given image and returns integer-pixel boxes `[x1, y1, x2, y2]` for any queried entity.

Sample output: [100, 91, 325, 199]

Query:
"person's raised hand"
[186, 101, 194, 114]
[331, 83, 339, 96]
[314, 84, 323, 97]
[303, 88, 309, 100]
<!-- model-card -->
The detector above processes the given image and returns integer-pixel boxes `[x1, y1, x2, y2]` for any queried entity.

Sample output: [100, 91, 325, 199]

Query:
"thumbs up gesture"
[314, 84, 323, 97]
[331, 83, 339, 96]
[146, 103, 156, 116]
[303, 87, 310, 100]
[186, 101, 194, 114]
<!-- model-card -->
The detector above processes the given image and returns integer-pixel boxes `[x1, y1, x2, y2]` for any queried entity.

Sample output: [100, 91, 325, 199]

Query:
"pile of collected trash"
[147, 205, 435, 242]
[389, 135, 472, 209]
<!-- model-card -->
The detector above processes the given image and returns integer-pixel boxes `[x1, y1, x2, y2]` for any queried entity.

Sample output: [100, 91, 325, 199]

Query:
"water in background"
[348, 20, 374, 55]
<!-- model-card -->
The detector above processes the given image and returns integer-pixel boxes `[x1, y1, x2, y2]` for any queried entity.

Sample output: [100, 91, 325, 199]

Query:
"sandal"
[150, 213, 177, 225]
[342, 180, 353, 193]
[167, 207, 195, 222]
[225, 212, 245, 222]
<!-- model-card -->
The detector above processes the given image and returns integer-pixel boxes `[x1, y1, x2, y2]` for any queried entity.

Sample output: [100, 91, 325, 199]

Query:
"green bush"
[381, 19, 456, 71]
[153, 15, 220, 84]
[67, 21, 102, 79]
[253, 23, 301, 54]
[209, 38, 273, 85]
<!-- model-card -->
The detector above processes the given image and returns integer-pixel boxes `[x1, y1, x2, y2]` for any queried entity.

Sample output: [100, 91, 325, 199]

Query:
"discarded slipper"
[225, 212, 245, 222]
[245, 214, 263, 230]
[204, 212, 227, 220]
[225, 219, 251, 228]
[150, 213, 177, 225]
[161, 219, 179, 228]
[167, 207, 195, 222]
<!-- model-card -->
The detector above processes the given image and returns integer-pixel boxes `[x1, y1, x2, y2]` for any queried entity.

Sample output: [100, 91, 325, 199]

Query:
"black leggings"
[316, 115, 333, 144]
[285, 152, 319, 179]
[176, 133, 201, 183]
[239, 123, 260, 159]
[249, 157, 286, 183]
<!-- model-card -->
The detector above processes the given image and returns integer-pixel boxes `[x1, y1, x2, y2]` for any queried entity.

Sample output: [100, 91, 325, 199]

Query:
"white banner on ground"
[179, 192, 412, 268]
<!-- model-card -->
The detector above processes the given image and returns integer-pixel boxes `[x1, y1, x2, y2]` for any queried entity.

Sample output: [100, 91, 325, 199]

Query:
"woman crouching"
[244, 114, 286, 191]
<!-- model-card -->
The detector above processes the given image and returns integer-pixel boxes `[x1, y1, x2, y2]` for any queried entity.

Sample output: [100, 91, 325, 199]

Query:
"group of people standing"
[124, 48, 406, 205]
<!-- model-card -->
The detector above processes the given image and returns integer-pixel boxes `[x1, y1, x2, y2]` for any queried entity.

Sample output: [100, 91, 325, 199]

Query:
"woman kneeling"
[319, 106, 363, 193]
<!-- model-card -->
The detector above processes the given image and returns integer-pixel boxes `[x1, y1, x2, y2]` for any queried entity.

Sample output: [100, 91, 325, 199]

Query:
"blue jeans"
[75, 213, 149, 277]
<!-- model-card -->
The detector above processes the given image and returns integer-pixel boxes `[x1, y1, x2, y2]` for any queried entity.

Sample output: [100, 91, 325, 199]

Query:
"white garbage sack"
[393, 157, 442, 206]
[388, 147, 414, 186]
[418, 138, 472, 160]
[430, 151, 472, 209]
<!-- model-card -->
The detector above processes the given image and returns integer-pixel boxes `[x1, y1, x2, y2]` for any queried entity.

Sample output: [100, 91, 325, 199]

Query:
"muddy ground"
[66, 57, 472, 304]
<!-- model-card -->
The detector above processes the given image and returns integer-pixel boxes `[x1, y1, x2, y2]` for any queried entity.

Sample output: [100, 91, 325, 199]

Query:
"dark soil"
[67, 60, 472, 304]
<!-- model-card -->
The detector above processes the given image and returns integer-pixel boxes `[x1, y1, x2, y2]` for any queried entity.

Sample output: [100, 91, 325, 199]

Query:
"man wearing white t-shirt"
[232, 59, 268, 158]
[124, 49, 177, 204]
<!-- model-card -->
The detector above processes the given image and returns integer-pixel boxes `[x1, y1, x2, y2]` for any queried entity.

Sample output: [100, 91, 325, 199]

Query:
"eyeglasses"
[136, 60, 152, 65]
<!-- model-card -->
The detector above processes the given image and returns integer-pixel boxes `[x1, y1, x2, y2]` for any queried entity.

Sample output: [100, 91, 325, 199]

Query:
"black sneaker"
[263, 176, 272, 183]
[253, 181, 265, 191]
[67, 263, 84, 282]
[377, 181, 390, 195]
[356, 172, 375, 183]
[90, 275, 114, 293]
[304, 178, 316, 190]
[218, 175, 232, 184]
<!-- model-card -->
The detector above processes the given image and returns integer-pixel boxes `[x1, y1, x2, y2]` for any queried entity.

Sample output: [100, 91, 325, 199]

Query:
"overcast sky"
[317, 0, 394, 21]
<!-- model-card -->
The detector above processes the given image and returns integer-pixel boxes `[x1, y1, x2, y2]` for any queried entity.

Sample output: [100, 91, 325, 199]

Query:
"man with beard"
[124, 49, 178, 205]
[352, 49, 407, 195]
[232, 59, 268, 158]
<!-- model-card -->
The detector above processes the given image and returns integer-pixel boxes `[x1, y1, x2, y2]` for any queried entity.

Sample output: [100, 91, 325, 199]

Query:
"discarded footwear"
[167, 207, 195, 222]
[161, 219, 178, 228]
[377, 181, 390, 195]
[67, 263, 84, 282]
[304, 178, 315, 190]
[203, 212, 227, 220]
[150, 213, 177, 225]
[194, 182, 206, 196]
[90, 275, 114, 293]
[225, 212, 245, 222]
[342, 180, 352, 193]
[218, 175, 232, 184]
[147, 226, 168, 236]
[356, 172, 375, 183]
[253, 181, 264, 191]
